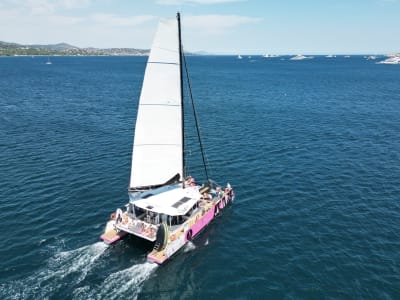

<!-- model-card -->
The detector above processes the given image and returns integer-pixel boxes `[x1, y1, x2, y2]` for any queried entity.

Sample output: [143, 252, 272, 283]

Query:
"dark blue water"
[1, 55, 399, 299]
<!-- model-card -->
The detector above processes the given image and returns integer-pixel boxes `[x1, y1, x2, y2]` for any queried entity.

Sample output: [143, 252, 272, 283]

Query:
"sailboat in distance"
[100, 13, 234, 264]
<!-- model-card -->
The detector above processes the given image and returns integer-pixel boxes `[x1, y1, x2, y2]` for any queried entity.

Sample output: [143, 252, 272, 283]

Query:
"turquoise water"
[0, 55, 399, 299]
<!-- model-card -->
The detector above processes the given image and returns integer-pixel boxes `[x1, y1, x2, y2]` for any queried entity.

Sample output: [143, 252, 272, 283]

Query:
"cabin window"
[161, 214, 167, 224]
[128, 203, 134, 215]
[134, 205, 146, 218]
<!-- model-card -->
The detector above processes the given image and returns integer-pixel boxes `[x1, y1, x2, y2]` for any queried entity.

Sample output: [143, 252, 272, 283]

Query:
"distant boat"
[344, 55, 351, 58]
[366, 55, 377, 60]
[325, 54, 336, 58]
[237, 54, 242, 59]
[100, 13, 235, 265]
[45, 57, 52, 65]
[376, 54, 400, 65]
[263, 54, 279, 58]
[290, 55, 313, 61]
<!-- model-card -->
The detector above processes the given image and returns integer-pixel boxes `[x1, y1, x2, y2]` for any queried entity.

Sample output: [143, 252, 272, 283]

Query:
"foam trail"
[184, 241, 196, 252]
[0, 242, 107, 299]
[76, 262, 158, 300]
[55, 241, 108, 282]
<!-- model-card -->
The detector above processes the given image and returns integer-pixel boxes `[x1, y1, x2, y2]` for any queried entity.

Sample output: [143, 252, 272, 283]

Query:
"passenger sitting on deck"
[203, 192, 212, 200]
[216, 186, 223, 198]
[185, 176, 193, 187]
[225, 183, 233, 200]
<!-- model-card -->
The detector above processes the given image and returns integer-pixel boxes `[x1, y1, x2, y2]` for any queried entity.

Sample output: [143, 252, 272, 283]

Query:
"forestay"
[129, 18, 183, 189]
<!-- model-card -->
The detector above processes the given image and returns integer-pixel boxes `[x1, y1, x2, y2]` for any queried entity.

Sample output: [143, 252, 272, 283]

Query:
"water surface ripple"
[0, 56, 399, 299]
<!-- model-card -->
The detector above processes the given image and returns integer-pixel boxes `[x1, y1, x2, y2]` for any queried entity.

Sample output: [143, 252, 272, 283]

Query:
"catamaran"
[100, 13, 234, 264]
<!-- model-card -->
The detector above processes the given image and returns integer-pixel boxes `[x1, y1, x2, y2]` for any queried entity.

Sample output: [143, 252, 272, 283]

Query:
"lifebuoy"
[110, 213, 116, 220]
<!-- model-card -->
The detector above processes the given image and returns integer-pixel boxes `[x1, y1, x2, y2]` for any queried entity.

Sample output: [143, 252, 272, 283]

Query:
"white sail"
[129, 17, 183, 189]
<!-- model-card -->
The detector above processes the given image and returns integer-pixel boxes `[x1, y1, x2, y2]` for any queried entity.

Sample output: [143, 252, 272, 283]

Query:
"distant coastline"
[1, 41, 398, 58]
[0, 41, 149, 56]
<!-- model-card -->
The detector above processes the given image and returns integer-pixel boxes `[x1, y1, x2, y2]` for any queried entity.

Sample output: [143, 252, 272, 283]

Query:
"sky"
[0, 0, 399, 54]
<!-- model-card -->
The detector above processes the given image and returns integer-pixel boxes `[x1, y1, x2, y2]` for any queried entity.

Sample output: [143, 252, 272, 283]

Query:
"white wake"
[0, 242, 107, 299]
[73, 262, 158, 300]
[184, 241, 196, 252]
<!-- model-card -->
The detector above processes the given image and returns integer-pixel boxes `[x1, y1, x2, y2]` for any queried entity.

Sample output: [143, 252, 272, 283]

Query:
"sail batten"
[129, 17, 183, 190]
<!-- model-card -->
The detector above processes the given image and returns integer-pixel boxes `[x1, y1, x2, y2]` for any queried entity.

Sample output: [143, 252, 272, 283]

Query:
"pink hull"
[188, 194, 232, 241]
[148, 193, 233, 264]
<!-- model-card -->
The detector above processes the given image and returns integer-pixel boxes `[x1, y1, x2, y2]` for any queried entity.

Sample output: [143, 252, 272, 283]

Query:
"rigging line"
[182, 53, 210, 182]
[203, 150, 213, 178]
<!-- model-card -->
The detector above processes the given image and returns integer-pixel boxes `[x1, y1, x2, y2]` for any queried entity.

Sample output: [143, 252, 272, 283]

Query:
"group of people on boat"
[185, 176, 196, 187]
[194, 178, 233, 202]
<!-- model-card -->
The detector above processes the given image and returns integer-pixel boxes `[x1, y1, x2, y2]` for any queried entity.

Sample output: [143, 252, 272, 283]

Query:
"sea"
[0, 55, 399, 299]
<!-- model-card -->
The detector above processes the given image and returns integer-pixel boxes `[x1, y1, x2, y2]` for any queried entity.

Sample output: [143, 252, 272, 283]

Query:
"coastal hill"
[0, 41, 149, 56]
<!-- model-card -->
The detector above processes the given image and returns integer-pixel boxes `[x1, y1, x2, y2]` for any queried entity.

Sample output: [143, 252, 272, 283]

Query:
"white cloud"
[90, 14, 157, 27]
[47, 14, 83, 25]
[157, 0, 244, 5]
[58, 0, 91, 9]
[0, 0, 158, 47]
[25, 0, 55, 15]
[0, 1, 261, 52]
[184, 14, 261, 34]
[0, 0, 91, 15]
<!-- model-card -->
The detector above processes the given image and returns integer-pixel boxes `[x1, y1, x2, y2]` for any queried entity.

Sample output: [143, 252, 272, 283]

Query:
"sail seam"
[148, 61, 179, 65]
[153, 46, 178, 53]
[135, 144, 181, 146]
[139, 103, 180, 107]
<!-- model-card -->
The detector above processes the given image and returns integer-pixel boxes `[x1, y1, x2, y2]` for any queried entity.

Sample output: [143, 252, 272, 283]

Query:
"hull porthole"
[186, 229, 193, 241]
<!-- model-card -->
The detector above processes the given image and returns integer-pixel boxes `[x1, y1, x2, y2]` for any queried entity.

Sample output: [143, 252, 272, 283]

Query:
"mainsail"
[129, 17, 183, 190]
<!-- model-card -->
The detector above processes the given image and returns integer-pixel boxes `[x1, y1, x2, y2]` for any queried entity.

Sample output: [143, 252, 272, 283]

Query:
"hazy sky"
[1, 0, 399, 54]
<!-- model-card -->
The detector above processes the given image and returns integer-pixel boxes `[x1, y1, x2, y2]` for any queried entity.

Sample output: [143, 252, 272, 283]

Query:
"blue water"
[1, 55, 399, 299]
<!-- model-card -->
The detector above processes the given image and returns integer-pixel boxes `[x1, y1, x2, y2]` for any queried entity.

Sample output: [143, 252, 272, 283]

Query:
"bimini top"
[133, 186, 201, 216]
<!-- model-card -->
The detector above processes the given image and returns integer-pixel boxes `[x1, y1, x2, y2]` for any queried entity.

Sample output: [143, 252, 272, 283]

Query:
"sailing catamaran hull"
[147, 189, 234, 264]
[100, 186, 234, 264]
[99, 12, 235, 265]
[100, 220, 128, 244]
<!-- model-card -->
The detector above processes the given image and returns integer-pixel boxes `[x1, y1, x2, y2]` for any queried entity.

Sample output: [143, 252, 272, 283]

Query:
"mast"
[177, 12, 185, 186]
